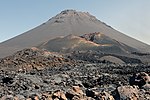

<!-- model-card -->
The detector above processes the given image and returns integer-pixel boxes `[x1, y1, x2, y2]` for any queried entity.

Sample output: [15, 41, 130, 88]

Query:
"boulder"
[86, 89, 114, 100]
[117, 85, 139, 100]
[142, 83, 150, 91]
[129, 72, 150, 88]
[66, 86, 84, 99]
[72, 86, 84, 95]
[53, 90, 67, 100]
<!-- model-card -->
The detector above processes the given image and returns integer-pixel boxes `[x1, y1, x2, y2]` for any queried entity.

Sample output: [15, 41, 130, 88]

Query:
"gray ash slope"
[0, 10, 150, 58]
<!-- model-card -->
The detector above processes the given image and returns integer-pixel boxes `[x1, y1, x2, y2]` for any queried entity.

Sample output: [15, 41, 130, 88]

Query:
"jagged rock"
[41, 93, 52, 100]
[53, 90, 67, 100]
[86, 89, 114, 100]
[72, 86, 84, 95]
[98, 91, 114, 100]
[129, 72, 150, 87]
[142, 83, 150, 91]
[2, 77, 13, 84]
[66, 86, 84, 99]
[15, 94, 25, 100]
[34, 96, 39, 100]
[27, 93, 40, 100]
[86, 89, 96, 98]
[117, 85, 139, 100]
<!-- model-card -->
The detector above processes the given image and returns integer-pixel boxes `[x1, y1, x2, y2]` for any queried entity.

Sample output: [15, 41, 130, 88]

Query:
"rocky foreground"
[0, 48, 150, 100]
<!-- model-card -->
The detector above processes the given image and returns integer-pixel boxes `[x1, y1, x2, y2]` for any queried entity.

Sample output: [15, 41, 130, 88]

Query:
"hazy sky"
[0, 0, 150, 45]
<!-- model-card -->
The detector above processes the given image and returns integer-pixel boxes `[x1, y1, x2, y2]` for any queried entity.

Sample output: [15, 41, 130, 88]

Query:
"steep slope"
[0, 10, 150, 58]
[39, 33, 138, 55]
[38, 34, 100, 52]
[81, 32, 138, 53]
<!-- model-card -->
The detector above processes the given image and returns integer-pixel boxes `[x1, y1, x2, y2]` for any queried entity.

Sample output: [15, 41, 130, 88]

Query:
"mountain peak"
[0, 10, 150, 58]
[59, 9, 89, 15]
[49, 9, 98, 23]
[60, 9, 78, 14]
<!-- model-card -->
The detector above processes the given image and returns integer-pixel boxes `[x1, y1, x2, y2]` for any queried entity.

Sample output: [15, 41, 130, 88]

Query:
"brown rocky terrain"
[0, 47, 75, 72]
[0, 47, 150, 99]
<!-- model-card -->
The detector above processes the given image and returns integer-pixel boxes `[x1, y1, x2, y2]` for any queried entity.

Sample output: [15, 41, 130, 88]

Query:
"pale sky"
[0, 0, 150, 45]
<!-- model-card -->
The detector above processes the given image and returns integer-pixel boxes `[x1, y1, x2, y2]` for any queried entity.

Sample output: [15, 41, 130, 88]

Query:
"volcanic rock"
[53, 90, 67, 100]
[0, 47, 75, 72]
[129, 72, 150, 88]
[66, 86, 84, 99]
[117, 85, 139, 100]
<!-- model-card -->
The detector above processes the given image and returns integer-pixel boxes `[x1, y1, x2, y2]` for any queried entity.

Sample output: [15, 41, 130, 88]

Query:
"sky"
[0, 0, 150, 45]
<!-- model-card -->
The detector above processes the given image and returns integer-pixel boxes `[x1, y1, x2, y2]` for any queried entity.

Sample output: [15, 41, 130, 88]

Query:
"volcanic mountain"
[0, 9, 150, 58]
[0, 10, 150, 100]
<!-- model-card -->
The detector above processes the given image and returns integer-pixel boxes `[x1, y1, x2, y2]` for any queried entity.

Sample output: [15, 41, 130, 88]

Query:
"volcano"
[0, 9, 150, 58]
[0, 10, 150, 99]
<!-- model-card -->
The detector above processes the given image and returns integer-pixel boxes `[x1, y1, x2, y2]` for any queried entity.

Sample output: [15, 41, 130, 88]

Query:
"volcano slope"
[0, 10, 150, 58]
